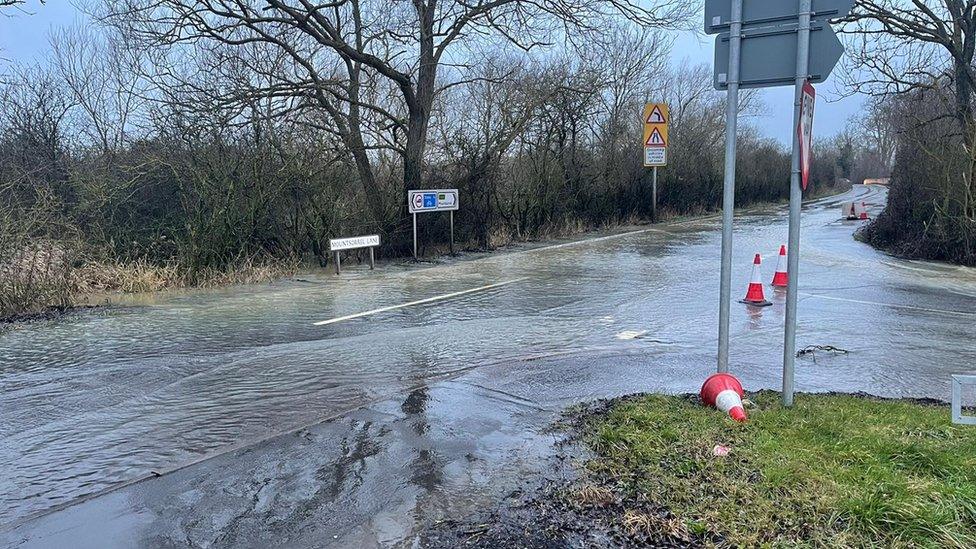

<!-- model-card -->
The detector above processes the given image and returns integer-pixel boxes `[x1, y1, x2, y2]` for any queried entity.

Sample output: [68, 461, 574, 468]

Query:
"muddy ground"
[416, 396, 707, 549]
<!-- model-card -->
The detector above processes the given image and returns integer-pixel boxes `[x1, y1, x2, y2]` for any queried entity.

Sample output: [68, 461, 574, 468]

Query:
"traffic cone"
[700, 373, 748, 422]
[859, 201, 869, 220]
[845, 202, 858, 220]
[739, 254, 772, 307]
[771, 245, 788, 288]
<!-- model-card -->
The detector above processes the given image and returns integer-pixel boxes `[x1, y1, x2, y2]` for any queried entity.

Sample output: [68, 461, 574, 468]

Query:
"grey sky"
[669, 30, 864, 144]
[1, 0, 864, 145]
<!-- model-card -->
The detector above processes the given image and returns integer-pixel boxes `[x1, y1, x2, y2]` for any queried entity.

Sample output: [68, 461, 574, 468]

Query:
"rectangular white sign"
[329, 234, 380, 251]
[408, 189, 460, 213]
[644, 147, 667, 166]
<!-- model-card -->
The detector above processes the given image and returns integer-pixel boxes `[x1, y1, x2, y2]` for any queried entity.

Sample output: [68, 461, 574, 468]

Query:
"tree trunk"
[954, 57, 976, 220]
[393, 0, 439, 248]
[403, 1, 437, 194]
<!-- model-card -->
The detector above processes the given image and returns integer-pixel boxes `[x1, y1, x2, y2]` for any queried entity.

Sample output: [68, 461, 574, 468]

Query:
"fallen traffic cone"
[739, 254, 771, 307]
[771, 245, 788, 288]
[700, 373, 748, 422]
[859, 201, 869, 220]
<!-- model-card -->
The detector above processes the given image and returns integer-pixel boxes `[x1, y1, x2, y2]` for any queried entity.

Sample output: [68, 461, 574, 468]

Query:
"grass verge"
[583, 391, 976, 548]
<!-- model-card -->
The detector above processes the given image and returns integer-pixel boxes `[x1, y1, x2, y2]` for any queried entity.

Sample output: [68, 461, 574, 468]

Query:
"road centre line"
[800, 292, 976, 318]
[502, 214, 725, 258]
[313, 277, 528, 326]
[506, 226, 672, 257]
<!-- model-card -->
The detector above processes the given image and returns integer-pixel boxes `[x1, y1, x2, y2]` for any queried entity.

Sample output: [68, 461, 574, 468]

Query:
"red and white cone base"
[739, 254, 771, 307]
[700, 373, 748, 423]
[715, 389, 748, 422]
[771, 245, 788, 288]
[859, 201, 869, 220]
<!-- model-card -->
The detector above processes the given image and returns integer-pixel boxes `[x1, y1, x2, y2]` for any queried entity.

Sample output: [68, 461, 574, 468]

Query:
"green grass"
[583, 392, 976, 548]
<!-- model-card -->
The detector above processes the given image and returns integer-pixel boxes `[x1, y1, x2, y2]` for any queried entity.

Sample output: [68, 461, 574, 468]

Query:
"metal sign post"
[782, 0, 813, 407]
[707, 0, 849, 395]
[642, 103, 669, 222]
[407, 189, 460, 259]
[652, 168, 658, 221]
[714, 0, 741, 374]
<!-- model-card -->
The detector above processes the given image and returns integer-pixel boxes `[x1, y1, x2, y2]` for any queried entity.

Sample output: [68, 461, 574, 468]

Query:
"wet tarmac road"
[2, 185, 975, 547]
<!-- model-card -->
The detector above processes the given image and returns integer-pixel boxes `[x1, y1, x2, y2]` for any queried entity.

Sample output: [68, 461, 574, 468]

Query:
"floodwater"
[1, 185, 975, 530]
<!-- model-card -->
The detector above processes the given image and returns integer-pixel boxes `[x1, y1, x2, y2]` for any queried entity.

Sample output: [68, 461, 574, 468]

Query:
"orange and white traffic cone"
[700, 373, 748, 422]
[859, 201, 869, 220]
[739, 254, 771, 307]
[771, 245, 788, 288]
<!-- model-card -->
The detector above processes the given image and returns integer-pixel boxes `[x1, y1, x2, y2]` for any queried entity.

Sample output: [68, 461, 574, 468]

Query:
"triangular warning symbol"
[646, 127, 666, 147]
[646, 106, 666, 124]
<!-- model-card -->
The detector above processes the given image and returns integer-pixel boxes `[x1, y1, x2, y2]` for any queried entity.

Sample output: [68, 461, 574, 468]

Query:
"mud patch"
[0, 305, 97, 328]
[417, 478, 701, 548]
[415, 398, 706, 549]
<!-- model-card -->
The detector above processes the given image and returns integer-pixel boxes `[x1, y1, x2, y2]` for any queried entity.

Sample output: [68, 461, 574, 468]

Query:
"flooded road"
[2, 185, 975, 536]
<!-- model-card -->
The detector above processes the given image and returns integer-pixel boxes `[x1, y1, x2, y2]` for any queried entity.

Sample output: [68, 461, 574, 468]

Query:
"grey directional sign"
[713, 22, 845, 90]
[704, 0, 854, 34]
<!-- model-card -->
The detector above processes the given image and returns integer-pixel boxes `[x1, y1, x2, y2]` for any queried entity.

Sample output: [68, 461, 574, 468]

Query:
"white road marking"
[313, 277, 528, 326]
[508, 226, 670, 256]
[800, 292, 976, 318]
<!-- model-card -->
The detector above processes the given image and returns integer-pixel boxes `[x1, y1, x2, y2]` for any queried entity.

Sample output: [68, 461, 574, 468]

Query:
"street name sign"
[329, 234, 380, 274]
[798, 81, 816, 190]
[713, 22, 844, 89]
[705, 0, 854, 34]
[642, 102, 669, 167]
[329, 234, 380, 251]
[408, 189, 459, 213]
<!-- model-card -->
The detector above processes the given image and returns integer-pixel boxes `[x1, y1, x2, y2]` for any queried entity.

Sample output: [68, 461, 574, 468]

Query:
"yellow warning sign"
[645, 127, 667, 147]
[645, 105, 667, 124]
[642, 102, 669, 167]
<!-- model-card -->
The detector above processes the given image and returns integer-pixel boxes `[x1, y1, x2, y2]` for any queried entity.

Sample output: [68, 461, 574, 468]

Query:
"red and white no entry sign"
[797, 80, 816, 190]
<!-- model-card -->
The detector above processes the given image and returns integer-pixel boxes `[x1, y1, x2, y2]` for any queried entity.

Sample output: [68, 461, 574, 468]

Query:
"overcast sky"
[1, 0, 864, 145]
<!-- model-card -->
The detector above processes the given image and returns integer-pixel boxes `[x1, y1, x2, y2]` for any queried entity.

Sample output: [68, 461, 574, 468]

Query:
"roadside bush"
[859, 89, 976, 266]
[0, 239, 75, 319]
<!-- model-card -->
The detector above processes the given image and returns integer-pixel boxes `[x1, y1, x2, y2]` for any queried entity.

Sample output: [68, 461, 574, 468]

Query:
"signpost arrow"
[714, 22, 844, 90]
[705, 0, 854, 34]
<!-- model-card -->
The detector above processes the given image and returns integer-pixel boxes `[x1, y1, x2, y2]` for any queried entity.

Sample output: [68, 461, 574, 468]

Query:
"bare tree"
[98, 0, 696, 237]
[842, 1, 975, 139]
[50, 25, 148, 154]
[841, 0, 975, 219]
[1, 0, 43, 10]
[0, 0, 44, 19]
